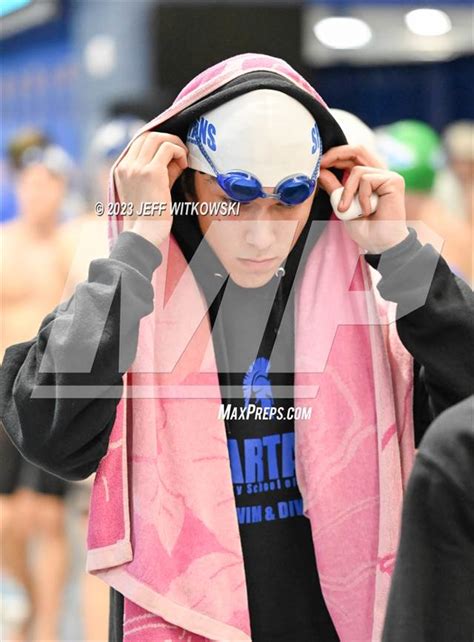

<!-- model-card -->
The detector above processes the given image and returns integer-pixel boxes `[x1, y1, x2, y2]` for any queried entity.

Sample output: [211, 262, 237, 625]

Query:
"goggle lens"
[277, 180, 313, 205]
[218, 173, 262, 202]
[218, 172, 316, 205]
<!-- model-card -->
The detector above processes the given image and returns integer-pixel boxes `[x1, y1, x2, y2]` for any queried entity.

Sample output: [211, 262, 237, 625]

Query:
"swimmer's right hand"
[114, 132, 188, 248]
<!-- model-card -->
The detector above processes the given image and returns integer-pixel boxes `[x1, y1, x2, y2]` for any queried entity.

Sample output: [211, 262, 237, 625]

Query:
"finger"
[134, 132, 169, 165]
[317, 168, 342, 195]
[163, 133, 189, 153]
[339, 165, 387, 210]
[147, 141, 188, 169]
[364, 172, 398, 198]
[128, 132, 188, 164]
[136, 133, 188, 166]
[320, 145, 364, 169]
[148, 142, 188, 188]
[321, 144, 386, 170]
[320, 159, 386, 171]
[358, 174, 375, 217]
[320, 159, 360, 170]
[168, 156, 188, 188]
[339, 166, 365, 211]
[123, 132, 148, 162]
[348, 147, 387, 170]
[358, 172, 400, 220]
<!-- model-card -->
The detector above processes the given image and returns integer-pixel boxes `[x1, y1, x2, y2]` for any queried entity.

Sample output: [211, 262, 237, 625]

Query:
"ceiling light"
[84, 35, 117, 78]
[405, 8, 452, 36]
[313, 16, 372, 50]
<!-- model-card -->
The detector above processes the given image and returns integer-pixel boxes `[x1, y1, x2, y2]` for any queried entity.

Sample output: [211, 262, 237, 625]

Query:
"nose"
[243, 209, 277, 252]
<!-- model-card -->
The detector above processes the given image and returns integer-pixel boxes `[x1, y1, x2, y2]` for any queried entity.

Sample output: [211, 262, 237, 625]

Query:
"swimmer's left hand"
[318, 144, 409, 254]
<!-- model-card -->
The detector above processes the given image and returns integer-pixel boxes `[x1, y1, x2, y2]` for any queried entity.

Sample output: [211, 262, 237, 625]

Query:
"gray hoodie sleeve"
[365, 228, 474, 442]
[0, 231, 162, 481]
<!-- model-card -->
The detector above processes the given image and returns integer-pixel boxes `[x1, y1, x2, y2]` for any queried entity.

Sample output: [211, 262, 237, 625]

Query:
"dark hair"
[8, 129, 50, 169]
[178, 167, 197, 201]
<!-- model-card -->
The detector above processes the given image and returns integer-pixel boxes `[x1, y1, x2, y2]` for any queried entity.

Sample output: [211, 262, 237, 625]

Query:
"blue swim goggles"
[193, 131, 322, 206]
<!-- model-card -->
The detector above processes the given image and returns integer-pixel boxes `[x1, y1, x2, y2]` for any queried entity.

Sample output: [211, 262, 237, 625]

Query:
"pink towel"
[87, 54, 415, 641]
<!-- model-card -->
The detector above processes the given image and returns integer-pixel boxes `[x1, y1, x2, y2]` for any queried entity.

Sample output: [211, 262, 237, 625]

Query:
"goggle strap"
[196, 137, 219, 176]
[310, 128, 322, 182]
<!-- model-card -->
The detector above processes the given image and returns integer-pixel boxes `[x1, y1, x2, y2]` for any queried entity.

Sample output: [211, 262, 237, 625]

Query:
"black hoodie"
[382, 396, 474, 642]
[1, 72, 473, 642]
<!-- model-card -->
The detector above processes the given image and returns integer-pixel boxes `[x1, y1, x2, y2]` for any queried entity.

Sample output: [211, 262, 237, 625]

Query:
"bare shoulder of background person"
[59, 214, 110, 297]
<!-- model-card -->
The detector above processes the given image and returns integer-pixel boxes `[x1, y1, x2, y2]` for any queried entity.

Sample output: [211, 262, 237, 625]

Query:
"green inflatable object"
[375, 120, 444, 193]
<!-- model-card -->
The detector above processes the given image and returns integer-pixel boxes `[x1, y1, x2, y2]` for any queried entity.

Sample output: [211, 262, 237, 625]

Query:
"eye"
[275, 201, 296, 210]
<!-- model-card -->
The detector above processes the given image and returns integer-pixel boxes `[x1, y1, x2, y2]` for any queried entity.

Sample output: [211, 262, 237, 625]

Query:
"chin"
[231, 270, 274, 288]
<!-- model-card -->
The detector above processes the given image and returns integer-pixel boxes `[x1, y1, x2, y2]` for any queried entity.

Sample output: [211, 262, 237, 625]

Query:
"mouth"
[237, 257, 279, 270]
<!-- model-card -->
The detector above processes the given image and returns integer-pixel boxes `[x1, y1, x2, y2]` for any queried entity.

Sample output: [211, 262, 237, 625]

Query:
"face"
[17, 164, 66, 226]
[193, 172, 316, 288]
[451, 158, 474, 187]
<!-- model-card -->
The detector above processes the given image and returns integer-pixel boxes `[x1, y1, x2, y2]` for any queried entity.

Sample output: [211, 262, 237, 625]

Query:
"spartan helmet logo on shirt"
[243, 357, 274, 409]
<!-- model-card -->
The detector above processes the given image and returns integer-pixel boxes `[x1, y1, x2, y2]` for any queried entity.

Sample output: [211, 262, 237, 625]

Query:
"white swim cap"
[330, 108, 379, 157]
[186, 89, 322, 187]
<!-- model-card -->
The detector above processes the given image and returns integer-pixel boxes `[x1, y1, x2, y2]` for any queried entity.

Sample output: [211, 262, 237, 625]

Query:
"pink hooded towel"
[86, 54, 415, 641]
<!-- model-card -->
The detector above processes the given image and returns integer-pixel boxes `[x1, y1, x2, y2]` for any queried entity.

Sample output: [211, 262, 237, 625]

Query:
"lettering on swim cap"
[187, 117, 217, 151]
[311, 123, 321, 155]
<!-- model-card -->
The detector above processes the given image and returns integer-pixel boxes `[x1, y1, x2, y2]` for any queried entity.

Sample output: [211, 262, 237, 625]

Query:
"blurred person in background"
[64, 115, 146, 287]
[376, 120, 472, 284]
[88, 116, 146, 210]
[0, 129, 76, 641]
[434, 120, 474, 227]
[330, 108, 384, 165]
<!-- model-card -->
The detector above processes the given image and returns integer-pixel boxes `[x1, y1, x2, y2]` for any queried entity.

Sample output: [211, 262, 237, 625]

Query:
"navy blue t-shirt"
[215, 276, 339, 641]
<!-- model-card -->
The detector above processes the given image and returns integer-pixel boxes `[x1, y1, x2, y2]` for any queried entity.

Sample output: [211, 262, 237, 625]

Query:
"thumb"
[318, 169, 342, 195]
